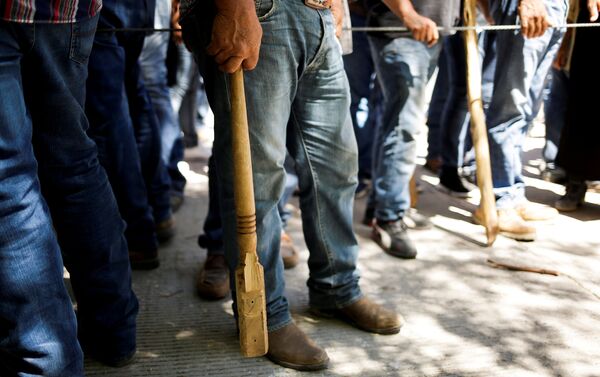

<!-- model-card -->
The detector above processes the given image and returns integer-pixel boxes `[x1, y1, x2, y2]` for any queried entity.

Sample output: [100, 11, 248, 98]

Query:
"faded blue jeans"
[368, 36, 442, 221]
[140, 0, 187, 198]
[0, 16, 138, 376]
[182, 0, 362, 331]
[487, 0, 567, 208]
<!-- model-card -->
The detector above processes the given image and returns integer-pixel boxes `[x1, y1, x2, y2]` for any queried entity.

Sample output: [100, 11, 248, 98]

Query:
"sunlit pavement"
[85, 125, 600, 376]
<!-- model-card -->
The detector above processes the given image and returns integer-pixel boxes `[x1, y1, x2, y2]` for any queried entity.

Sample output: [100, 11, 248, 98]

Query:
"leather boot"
[266, 322, 329, 371]
[311, 297, 404, 335]
[196, 254, 229, 300]
[474, 208, 536, 241]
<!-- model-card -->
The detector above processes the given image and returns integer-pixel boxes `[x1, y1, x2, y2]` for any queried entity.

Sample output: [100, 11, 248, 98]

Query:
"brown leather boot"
[196, 254, 229, 300]
[280, 231, 299, 269]
[266, 323, 329, 371]
[311, 297, 404, 335]
[473, 207, 537, 242]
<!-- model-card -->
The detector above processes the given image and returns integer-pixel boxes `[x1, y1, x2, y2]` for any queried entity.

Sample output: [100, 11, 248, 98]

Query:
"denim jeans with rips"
[368, 36, 442, 221]
[486, 0, 568, 208]
[0, 15, 138, 376]
[182, 0, 362, 331]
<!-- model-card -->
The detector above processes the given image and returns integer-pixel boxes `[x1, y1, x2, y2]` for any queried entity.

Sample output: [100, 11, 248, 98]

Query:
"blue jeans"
[0, 16, 138, 376]
[368, 36, 442, 221]
[486, 0, 567, 208]
[343, 12, 379, 181]
[182, 0, 362, 331]
[542, 67, 568, 163]
[140, 0, 187, 197]
[86, 0, 171, 253]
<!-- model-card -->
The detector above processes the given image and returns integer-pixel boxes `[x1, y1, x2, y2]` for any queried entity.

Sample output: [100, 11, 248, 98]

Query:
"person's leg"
[195, 156, 229, 300]
[123, 34, 174, 231]
[487, 0, 566, 209]
[85, 13, 159, 267]
[0, 22, 83, 377]
[343, 12, 375, 183]
[25, 17, 139, 366]
[425, 39, 448, 173]
[438, 32, 473, 197]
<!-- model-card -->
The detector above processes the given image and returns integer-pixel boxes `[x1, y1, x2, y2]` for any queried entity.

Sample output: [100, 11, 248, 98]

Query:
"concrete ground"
[84, 125, 600, 377]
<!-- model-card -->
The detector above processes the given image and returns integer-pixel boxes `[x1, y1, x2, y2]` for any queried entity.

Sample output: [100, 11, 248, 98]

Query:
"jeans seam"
[289, 109, 339, 301]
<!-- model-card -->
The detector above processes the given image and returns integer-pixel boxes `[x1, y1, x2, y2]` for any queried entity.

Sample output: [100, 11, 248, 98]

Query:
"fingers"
[589, 0, 600, 21]
[219, 56, 244, 74]
[522, 15, 551, 38]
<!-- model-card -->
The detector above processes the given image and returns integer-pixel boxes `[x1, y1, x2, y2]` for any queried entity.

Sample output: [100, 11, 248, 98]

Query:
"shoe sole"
[266, 354, 330, 371]
[310, 308, 402, 335]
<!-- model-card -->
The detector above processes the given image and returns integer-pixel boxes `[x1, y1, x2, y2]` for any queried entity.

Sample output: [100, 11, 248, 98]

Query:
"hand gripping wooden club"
[229, 69, 268, 356]
[463, 0, 499, 246]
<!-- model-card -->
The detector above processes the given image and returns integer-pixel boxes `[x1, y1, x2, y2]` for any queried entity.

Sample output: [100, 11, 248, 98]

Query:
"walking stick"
[463, 0, 499, 246]
[230, 69, 268, 357]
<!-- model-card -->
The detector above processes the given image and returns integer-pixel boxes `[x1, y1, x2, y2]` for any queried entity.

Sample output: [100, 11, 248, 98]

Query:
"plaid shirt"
[1, 0, 102, 23]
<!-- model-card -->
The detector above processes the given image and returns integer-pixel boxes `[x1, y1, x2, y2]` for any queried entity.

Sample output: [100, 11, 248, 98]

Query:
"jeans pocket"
[70, 15, 99, 64]
[255, 0, 276, 21]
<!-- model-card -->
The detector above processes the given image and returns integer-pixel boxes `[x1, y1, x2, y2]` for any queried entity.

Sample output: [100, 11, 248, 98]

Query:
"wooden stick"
[487, 259, 560, 276]
[230, 69, 268, 357]
[463, 0, 499, 246]
[410, 173, 418, 208]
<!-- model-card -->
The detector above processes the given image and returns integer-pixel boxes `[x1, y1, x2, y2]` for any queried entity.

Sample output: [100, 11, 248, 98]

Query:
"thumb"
[590, 2, 599, 21]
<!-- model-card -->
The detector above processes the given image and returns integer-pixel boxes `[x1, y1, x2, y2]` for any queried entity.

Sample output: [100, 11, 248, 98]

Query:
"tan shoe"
[497, 208, 537, 241]
[266, 323, 329, 371]
[280, 231, 299, 269]
[515, 201, 558, 221]
[196, 254, 229, 300]
[311, 297, 404, 335]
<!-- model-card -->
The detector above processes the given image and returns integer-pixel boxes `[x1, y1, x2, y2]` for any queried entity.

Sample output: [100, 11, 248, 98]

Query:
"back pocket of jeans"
[255, 0, 276, 20]
[70, 15, 98, 64]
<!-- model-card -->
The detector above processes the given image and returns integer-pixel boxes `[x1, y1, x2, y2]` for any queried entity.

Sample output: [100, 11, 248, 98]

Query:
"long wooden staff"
[230, 69, 268, 357]
[463, 0, 499, 246]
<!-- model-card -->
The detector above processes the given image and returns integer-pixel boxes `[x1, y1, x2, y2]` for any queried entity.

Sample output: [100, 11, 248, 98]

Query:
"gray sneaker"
[371, 219, 417, 259]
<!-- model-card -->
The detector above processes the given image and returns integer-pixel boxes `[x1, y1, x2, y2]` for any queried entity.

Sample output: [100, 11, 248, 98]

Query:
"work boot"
[555, 179, 587, 212]
[515, 201, 558, 221]
[438, 166, 474, 198]
[156, 216, 175, 244]
[474, 208, 536, 241]
[129, 249, 159, 270]
[280, 231, 299, 269]
[196, 254, 229, 300]
[266, 322, 329, 371]
[311, 297, 404, 335]
[371, 219, 417, 259]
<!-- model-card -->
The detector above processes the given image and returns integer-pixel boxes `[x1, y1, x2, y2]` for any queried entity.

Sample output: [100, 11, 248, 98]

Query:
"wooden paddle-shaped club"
[229, 69, 268, 357]
[463, 0, 499, 246]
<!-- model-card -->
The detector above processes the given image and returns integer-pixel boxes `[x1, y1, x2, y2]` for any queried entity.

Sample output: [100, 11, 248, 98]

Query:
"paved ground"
[84, 127, 600, 377]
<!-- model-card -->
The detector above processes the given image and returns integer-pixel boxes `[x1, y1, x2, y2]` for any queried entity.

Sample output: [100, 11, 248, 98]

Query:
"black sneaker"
[371, 219, 417, 259]
[438, 166, 473, 198]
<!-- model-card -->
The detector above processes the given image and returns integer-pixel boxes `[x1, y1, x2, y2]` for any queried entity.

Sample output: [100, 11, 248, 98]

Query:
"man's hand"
[331, 0, 344, 38]
[518, 0, 552, 38]
[206, 0, 263, 73]
[589, 0, 600, 21]
[383, 0, 439, 47]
